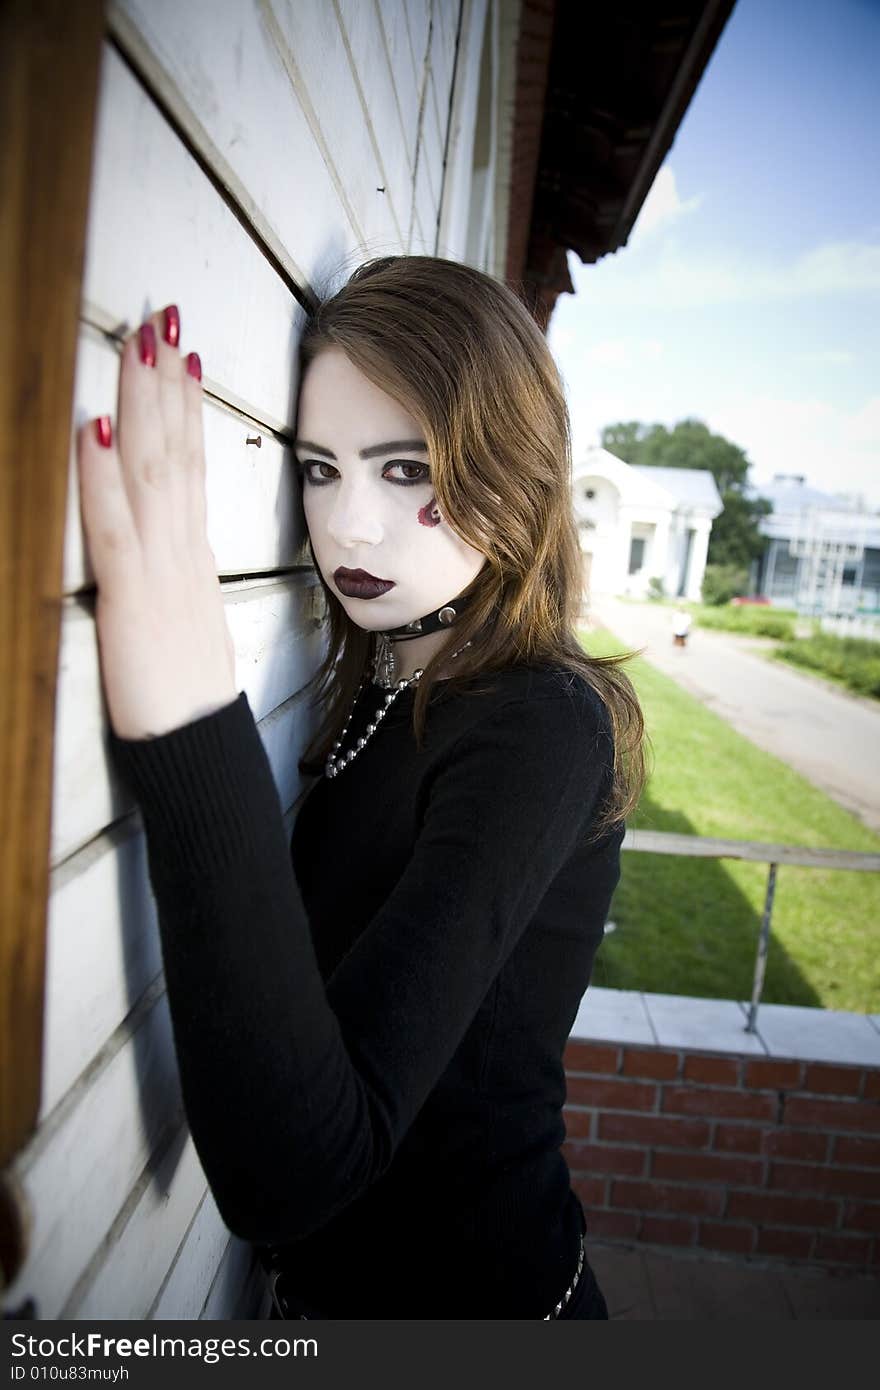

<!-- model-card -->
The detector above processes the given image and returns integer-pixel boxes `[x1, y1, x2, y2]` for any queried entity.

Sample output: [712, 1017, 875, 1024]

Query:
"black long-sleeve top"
[108, 660, 624, 1318]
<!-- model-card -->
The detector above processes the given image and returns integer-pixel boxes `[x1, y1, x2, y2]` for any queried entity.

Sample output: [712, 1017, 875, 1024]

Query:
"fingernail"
[163, 304, 180, 347]
[139, 322, 157, 367]
[95, 416, 113, 448]
[186, 351, 202, 382]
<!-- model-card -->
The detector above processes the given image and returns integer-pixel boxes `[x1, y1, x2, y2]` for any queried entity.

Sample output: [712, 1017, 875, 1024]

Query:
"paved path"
[586, 594, 880, 834]
[590, 1241, 880, 1319]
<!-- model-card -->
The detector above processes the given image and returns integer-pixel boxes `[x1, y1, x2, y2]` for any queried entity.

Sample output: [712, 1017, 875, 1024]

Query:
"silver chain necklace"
[325, 638, 472, 779]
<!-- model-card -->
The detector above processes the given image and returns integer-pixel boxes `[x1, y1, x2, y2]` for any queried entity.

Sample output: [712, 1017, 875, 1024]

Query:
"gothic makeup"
[295, 348, 486, 637]
[417, 497, 442, 527]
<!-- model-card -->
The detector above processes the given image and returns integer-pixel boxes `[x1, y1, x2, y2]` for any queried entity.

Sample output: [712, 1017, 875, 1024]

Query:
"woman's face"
[295, 347, 486, 632]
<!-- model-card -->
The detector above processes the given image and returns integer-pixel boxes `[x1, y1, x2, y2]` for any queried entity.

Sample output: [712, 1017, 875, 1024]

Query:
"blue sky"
[547, 0, 880, 509]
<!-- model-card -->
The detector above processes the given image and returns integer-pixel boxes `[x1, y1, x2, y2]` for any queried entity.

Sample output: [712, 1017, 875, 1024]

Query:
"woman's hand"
[76, 305, 238, 740]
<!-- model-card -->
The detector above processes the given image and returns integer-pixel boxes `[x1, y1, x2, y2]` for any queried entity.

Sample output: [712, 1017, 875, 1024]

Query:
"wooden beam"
[0, 0, 104, 1188]
[622, 829, 880, 874]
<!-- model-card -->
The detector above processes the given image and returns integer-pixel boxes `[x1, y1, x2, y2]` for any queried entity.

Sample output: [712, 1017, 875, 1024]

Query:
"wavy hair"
[296, 256, 648, 839]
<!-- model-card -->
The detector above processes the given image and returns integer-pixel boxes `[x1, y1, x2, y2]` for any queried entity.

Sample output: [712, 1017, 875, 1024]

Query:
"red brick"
[567, 1076, 658, 1111]
[561, 1142, 592, 1172]
[598, 1113, 710, 1149]
[621, 1047, 680, 1080]
[563, 1108, 593, 1139]
[652, 1150, 764, 1186]
[743, 1059, 803, 1090]
[841, 1201, 880, 1233]
[564, 1143, 645, 1176]
[564, 1041, 620, 1074]
[683, 1055, 740, 1086]
[663, 1086, 776, 1122]
[833, 1135, 880, 1167]
[770, 1161, 880, 1200]
[611, 1180, 724, 1217]
[584, 1209, 640, 1240]
[803, 1063, 863, 1096]
[762, 1129, 829, 1161]
[813, 1233, 873, 1264]
[755, 1227, 814, 1259]
[714, 1124, 766, 1155]
[698, 1221, 755, 1254]
[783, 1096, 880, 1133]
[864, 1072, 880, 1102]
[641, 1216, 696, 1247]
[570, 1175, 607, 1208]
[726, 1190, 838, 1229]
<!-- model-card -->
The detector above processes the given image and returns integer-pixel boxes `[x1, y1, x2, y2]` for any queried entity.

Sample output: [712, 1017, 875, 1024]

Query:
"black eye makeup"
[296, 459, 338, 485]
[296, 459, 431, 487]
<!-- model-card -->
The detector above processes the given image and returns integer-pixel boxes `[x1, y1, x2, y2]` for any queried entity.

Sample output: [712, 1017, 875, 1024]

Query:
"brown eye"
[299, 460, 338, 484]
[385, 461, 431, 485]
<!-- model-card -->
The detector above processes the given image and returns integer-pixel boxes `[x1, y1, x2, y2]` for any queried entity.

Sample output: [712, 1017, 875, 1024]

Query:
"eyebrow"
[294, 439, 428, 460]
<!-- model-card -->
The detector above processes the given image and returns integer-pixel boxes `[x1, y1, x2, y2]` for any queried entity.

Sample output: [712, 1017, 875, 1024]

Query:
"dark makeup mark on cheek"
[418, 495, 442, 527]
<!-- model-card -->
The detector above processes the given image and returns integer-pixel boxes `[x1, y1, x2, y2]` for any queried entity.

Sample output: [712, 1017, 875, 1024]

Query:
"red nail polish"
[186, 351, 202, 382]
[163, 304, 180, 347]
[139, 322, 157, 367]
[95, 416, 112, 448]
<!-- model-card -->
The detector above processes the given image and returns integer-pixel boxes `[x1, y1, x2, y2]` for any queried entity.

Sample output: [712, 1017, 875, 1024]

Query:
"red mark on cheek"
[418, 496, 442, 527]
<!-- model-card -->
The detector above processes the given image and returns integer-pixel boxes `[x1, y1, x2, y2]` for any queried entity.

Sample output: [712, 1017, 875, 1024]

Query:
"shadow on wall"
[594, 793, 823, 1009]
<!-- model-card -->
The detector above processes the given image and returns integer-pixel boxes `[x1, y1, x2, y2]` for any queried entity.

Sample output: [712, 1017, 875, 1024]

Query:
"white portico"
[572, 448, 723, 603]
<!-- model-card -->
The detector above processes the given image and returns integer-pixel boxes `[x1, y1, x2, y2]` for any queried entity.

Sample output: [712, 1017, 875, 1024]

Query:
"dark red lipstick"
[334, 567, 396, 599]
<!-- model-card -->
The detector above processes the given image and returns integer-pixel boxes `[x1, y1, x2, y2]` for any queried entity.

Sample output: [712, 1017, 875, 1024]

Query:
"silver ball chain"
[324, 639, 472, 780]
[543, 1229, 586, 1318]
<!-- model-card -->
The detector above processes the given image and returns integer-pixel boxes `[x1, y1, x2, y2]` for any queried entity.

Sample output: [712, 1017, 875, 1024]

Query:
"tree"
[707, 489, 773, 568]
[600, 418, 773, 570]
[599, 421, 647, 464]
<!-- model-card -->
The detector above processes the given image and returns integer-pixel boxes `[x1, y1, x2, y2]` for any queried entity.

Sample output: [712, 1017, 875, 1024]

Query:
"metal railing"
[620, 829, 880, 1031]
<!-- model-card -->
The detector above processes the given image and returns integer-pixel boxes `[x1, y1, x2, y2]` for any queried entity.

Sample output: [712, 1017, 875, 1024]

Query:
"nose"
[325, 478, 384, 549]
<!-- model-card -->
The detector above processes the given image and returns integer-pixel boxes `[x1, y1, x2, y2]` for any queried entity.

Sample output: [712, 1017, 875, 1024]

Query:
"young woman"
[76, 256, 646, 1320]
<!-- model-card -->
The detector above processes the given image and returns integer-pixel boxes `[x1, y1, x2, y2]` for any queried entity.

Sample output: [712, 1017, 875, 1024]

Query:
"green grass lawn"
[773, 633, 880, 701]
[579, 626, 880, 1013]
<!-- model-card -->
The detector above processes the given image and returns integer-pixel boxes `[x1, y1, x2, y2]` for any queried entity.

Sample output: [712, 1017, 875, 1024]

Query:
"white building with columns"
[572, 448, 724, 603]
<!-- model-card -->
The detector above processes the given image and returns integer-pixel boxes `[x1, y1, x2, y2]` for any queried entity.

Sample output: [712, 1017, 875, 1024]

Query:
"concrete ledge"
[572, 987, 880, 1066]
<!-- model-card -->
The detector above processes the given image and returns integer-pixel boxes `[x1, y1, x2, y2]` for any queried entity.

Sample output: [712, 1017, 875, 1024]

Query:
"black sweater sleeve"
[108, 684, 611, 1244]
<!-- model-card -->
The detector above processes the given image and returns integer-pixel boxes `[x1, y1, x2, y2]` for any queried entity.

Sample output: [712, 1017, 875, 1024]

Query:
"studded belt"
[268, 1229, 587, 1320]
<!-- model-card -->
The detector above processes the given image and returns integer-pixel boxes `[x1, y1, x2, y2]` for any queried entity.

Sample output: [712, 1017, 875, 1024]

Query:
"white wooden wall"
[3, 0, 517, 1321]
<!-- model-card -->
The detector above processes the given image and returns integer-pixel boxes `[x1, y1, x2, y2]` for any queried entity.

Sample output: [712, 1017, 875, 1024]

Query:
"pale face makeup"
[295, 348, 487, 679]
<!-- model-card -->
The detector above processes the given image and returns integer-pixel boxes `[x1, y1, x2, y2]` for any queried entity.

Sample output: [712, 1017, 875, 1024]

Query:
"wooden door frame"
[0, 0, 104, 1281]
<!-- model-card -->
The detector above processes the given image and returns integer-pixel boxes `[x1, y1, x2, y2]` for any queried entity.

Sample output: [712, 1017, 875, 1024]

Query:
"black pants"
[268, 1252, 609, 1321]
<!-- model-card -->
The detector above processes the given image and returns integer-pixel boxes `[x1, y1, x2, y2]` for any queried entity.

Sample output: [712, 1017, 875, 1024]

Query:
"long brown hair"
[296, 256, 648, 838]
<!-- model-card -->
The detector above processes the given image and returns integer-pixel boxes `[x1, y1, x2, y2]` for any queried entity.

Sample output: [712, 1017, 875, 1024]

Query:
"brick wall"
[562, 1039, 880, 1273]
[505, 0, 555, 293]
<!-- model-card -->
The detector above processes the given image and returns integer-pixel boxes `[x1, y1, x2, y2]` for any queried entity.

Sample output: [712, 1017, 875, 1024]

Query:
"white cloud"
[573, 238, 880, 309]
[580, 338, 665, 369]
[798, 350, 856, 365]
[550, 325, 576, 352]
[848, 396, 880, 446]
[795, 242, 880, 296]
[586, 339, 629, 367]
[629, 166, 704, 244]
[710, 394, 880, 508]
